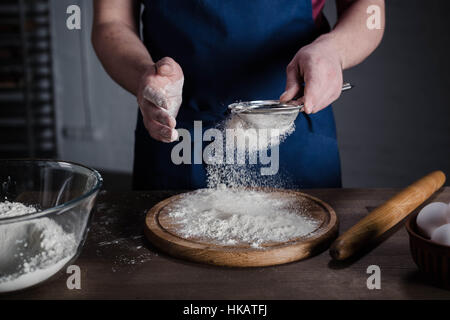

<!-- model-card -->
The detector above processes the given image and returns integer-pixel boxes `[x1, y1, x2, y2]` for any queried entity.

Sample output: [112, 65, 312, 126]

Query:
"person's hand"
[137, 57, 184, 142]
[280, 35, 343, 114]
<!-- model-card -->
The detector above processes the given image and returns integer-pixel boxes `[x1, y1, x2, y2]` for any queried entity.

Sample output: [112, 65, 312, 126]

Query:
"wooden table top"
[4, 188, 450, 300]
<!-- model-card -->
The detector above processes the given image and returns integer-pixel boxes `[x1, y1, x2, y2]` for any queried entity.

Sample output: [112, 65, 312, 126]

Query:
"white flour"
[0, 201, 37, 218]
[224, 114, 295, 154]
[188, 114, 311, 248]
[143, 78, 184, 118]
[168, 187, 320, 248]
[0, 202, 77, 292]
[206, 114, 294, 188]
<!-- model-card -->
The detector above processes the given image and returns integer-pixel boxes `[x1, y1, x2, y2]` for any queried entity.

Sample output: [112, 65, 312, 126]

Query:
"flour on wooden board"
[168, 187, 320, 248]
[172, 114, 317, 248]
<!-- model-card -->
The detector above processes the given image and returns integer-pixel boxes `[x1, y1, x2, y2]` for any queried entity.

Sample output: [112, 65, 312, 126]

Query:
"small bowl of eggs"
[406, 202, 450, 289]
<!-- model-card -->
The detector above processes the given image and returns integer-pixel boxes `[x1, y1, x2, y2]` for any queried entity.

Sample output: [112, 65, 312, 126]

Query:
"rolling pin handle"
[330, 170, 446, 261]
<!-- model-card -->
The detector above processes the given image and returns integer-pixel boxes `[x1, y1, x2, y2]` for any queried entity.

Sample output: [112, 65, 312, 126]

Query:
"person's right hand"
[137, 57, 184, 143]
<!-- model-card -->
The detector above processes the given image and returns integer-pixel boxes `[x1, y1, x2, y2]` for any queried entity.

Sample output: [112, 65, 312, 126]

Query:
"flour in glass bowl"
[168, 186, 320, 248]
[0, 201, 77, 293]
[0, 201, 37, 218]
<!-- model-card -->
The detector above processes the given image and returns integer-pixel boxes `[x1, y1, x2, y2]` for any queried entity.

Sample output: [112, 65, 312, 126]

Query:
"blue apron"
[134, 0, 342, 190]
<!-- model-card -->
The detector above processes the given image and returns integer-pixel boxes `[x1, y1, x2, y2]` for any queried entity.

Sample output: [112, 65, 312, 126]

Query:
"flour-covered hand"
[137, 57, 184, 143]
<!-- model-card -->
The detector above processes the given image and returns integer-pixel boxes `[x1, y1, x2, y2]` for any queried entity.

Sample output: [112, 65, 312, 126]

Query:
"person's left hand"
[280, 35, 344, 114]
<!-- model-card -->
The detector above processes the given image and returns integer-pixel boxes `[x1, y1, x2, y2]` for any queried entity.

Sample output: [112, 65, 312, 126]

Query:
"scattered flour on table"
[92, 201, 154, 271]
[168, 187, 320, 248]
[0, 201, 77, 292]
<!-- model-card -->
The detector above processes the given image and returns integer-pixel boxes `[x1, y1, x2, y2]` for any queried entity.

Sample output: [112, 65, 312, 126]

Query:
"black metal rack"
[0, 0, 57, 158]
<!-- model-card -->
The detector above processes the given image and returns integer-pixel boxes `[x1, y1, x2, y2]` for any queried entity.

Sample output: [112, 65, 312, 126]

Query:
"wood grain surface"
[144, 190, 338, 267]
[2, 188, 450, 300]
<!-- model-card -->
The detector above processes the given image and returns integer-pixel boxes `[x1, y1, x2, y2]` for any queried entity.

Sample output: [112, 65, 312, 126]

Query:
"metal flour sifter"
[228, 83, 353, 129]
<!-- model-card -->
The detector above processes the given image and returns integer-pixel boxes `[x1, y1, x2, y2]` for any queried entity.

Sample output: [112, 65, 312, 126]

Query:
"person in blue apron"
[92, 0, 385, 190]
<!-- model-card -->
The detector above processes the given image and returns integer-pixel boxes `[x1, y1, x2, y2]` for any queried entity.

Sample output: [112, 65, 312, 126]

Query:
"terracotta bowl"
[406, 211, 450, 289]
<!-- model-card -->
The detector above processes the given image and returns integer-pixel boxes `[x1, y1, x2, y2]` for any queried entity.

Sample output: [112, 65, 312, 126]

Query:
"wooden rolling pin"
[330, 170, 446, 260]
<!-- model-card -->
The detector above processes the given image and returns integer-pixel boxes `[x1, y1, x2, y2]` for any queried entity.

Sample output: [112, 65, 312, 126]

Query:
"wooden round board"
[144, 189, 338, 267]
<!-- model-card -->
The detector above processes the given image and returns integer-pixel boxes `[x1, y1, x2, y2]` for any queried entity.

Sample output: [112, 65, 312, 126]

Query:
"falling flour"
[206, 113, 295, 188]
[224, 114, 295, 154]
[169, 112, 313, 248]
[0, 201, 77, 292]
[168, 187, 320, 248]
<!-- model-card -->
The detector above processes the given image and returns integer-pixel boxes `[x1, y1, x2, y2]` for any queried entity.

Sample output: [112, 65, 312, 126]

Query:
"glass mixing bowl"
[0, 159, 102, 293]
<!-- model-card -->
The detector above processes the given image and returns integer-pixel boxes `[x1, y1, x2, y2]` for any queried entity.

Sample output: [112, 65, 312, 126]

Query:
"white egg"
[416, 202, 449, 238]
[431, 223, 450, 246]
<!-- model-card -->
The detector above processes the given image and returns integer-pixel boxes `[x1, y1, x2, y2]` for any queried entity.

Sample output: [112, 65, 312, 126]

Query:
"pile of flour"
[0, 201, 37, 218]
[184, 113, 312, 248]
[171, 112, 313, 248]
[0, 201, 77, 293]
[168, 186, 319, 248]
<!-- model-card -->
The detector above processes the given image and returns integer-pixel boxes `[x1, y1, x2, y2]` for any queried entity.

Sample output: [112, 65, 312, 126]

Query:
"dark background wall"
[325, 0, 450, 187]
[48, 0, 450, 189]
